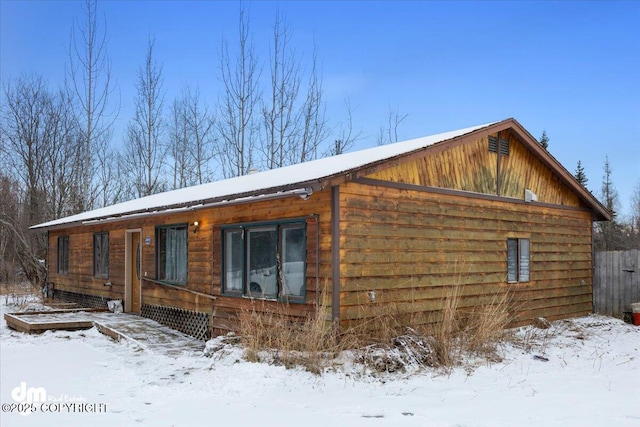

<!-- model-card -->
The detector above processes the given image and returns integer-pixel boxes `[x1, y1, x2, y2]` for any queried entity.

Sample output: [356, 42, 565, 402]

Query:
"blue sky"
[1, 1, 639, 216]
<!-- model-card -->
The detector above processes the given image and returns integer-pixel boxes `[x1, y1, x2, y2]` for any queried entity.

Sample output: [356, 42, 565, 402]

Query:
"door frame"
[125, 229, 143, 313]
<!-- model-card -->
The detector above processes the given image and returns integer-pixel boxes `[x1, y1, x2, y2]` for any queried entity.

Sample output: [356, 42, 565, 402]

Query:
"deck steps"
[4, 309, 204, 357]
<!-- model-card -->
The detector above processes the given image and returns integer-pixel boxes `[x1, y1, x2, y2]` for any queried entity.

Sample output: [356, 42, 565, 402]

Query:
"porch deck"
[4, 309, 205, 357]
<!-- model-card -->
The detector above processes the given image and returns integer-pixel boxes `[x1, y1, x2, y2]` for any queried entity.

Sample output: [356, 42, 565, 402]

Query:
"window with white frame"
[222, 221, 306, 301]
[507, 238, 530, 283]
[156, 224, 188, 284]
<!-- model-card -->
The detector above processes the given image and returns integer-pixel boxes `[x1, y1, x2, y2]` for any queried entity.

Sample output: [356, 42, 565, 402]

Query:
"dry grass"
[462, 289, 514, 357]
[0, 281, 41, 309]
[429, 284, 463, 367]
[238, 294, 346, 374]
[234, 282, 516, 374]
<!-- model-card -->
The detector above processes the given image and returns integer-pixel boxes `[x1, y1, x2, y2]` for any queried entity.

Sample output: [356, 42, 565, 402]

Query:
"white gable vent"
[524, 189, 537, 202]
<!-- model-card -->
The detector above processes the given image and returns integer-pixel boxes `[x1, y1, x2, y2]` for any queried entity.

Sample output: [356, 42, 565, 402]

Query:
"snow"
[31, 121, 497, 230]
[2, 299, 639, 427]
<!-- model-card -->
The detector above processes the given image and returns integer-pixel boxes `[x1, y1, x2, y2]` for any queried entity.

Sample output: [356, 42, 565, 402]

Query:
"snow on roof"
[31, 121, 497, 229]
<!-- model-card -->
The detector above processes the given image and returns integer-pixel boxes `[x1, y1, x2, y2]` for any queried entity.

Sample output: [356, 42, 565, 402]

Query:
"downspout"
[496, 131, 502, 196]
[591, 214, 596, 314]
[331, 186, 341, 326]
[46, 229, 49, 289]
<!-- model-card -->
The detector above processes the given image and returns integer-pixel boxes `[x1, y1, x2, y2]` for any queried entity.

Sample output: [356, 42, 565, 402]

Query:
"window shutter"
[519, 239, 530, 282]
[507, 239, 518, 282]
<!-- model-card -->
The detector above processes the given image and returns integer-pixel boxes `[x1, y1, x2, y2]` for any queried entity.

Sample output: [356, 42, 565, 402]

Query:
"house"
[32, 118, 611, 340]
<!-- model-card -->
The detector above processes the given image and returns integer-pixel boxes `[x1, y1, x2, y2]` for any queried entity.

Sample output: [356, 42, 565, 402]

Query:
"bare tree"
[1, 75, 80, 282]
[296, 44, 329, 163]
[122, 37, 167, 197]
[94, 141, 125, 207]
[326, 100, 362, 156]
[216, 7, 260, 178]
[67, 0, 117, 210]
[260, 11, 301, 170]
[376, 106, 409, 146]
[0, 174, 22, 283]
[2, 75, 80, 224]
[169, 92, 190, 189]
[169, 85, 216, 188]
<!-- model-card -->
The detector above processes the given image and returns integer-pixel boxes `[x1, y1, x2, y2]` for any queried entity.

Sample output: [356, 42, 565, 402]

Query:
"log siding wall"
[338, 180, 594, 327]
[47, 190, 333, 336]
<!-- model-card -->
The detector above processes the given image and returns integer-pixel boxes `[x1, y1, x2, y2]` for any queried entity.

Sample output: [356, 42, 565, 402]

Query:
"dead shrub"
[1, 281, 42, 309]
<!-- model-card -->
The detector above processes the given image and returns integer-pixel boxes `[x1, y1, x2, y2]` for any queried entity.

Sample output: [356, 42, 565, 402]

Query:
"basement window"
[507, 238, 530, 283]
[93, 232, 109, 278]
[57, 236, 69, 275]
[222, 221, 306, 302]
[156, 224, 188, 285]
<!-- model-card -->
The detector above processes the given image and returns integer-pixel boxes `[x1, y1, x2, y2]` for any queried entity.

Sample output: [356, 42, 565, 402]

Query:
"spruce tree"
[574, 160, 588, 187]
[539, 130, 549, 149]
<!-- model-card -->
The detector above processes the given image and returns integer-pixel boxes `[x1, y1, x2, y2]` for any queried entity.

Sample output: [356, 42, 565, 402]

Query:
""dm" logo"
[11, 382, 47, 404]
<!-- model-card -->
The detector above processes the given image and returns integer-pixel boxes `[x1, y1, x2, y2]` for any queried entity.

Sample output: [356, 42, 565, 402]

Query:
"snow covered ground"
[1, 299, 639, 427]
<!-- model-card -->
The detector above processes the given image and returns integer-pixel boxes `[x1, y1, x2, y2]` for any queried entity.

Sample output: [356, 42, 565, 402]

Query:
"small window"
[156, 224, 188, 284]
[222, 221, 306, 301]
[93, 232, 109, 278]
[57, 236, 69, 275]
[507, 238, 530, 283]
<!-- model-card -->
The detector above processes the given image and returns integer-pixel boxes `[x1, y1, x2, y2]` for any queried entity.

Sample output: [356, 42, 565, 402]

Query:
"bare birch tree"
[122, 38, 167, 197]
[67, 0, 117, 210]
[376, 106, 409, 146]
[326, 100, 361, 156]
[169, 85, 216, 188]
[296, 45, 329, 163]
[260, 11, 301, 170]
[169, 92, 190, 189]
[216, 7, 260, 178]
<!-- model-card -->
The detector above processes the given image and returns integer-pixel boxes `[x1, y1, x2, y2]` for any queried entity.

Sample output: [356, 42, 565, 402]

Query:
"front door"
[130, 232, 141, 313]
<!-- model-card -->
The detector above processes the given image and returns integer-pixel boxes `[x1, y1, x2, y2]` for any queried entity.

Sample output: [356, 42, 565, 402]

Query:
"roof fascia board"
[328, 118, 610, 221]
[32, 187, 315, 231]
[316, 121, 506, 189]
[504, 119, 611, 221]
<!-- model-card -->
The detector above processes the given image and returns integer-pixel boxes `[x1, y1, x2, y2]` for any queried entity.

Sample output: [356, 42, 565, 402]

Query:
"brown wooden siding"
[338, 181, 593, 328]
[366, 131, 584, 208]
[47, 190, 333, 335]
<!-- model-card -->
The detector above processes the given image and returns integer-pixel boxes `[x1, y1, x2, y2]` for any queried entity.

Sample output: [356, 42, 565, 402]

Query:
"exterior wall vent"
[488, 135, 510, 155]
[525, 189, 538, 202]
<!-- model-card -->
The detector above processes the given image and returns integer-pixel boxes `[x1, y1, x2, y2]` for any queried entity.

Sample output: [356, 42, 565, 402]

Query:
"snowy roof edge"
[31, 120, 500, 230]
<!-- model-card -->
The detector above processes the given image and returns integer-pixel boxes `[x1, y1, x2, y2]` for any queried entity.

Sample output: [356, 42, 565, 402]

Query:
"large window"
[57, 236, 69, 275]
[223, 221, 306, 302]
[156, 224, 188, 284]
[93, 232, 109, 278]
[507, 238, 530, 283]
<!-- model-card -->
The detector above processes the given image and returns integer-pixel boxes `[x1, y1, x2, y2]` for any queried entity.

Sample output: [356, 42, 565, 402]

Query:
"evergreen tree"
[574, 160, 588, 187]
[539, 130, 549, 149]
[594, 156, 625, 251]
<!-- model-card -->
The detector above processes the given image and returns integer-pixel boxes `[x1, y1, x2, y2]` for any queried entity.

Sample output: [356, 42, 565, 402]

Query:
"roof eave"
[500, 118, 612, 221]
